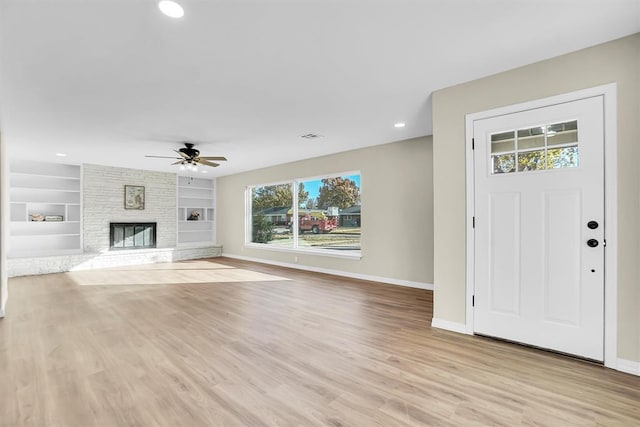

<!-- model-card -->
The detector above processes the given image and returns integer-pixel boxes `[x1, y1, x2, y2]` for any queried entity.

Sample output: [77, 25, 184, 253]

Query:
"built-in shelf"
[177, 176, 215, 245]
[8, 160, 82, 258]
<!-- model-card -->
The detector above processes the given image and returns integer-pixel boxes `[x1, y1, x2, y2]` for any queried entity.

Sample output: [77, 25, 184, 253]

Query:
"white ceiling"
[1, 0, 639, 177]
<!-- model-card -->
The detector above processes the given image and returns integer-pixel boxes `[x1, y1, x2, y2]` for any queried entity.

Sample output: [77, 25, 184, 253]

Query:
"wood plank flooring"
[0, 257, 638, 426]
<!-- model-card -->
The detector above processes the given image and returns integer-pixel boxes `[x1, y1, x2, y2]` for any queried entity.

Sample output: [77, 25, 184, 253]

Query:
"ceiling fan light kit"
[179, 161, 198, 171]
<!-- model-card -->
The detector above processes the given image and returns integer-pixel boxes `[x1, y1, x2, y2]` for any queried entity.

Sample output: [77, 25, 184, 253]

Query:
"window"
[491, 120, 579, 175]
[247, 173, 361, 255]
[250, 183, 294, 247]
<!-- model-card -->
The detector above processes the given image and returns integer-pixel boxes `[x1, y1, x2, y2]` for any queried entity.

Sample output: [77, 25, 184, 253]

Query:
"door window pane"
[547, 146, 579, 169]
[547, 120, 578, 146]
[517, 126, 545, 150]
[491, 131, 515, 153]
[492, 154, 516, 174]
[518, 150, 546, 172]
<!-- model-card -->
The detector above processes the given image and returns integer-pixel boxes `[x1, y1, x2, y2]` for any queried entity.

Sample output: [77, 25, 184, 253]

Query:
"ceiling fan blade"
[171, 160, 185, 165]
[198, 159, 220, 167]
[175, 150, 189, 159]
[199, 156, 227, 161]
[145, 155, 182, 159]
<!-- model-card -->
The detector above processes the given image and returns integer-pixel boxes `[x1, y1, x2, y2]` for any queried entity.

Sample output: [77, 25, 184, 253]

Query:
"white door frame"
[465, 83, 617, 368]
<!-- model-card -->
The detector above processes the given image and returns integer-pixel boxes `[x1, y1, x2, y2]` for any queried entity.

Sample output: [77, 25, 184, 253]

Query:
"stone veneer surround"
[83, 164, 177, 252]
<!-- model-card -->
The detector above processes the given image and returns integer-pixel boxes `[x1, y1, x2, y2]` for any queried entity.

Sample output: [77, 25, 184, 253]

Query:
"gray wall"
[217, 136, 434, 286]
[83, 164, 177, 252]
[432, 34, 639, 362]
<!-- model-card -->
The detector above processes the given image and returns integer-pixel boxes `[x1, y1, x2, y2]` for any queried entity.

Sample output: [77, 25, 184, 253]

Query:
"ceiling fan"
[145, 142, 227, 169]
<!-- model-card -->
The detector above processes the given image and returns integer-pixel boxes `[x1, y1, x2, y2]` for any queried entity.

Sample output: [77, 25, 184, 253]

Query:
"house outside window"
[247, 172, 361, 255]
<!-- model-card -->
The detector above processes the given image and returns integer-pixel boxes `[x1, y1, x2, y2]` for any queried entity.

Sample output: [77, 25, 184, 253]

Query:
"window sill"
[244, 243, 362, 260]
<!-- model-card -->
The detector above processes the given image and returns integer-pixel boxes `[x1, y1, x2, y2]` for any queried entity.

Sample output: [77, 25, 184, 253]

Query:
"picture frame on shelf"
[124, 185, 145, 210]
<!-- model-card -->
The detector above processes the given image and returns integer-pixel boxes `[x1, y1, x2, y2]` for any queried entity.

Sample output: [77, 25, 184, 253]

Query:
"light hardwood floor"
[1, 257, 638, 426]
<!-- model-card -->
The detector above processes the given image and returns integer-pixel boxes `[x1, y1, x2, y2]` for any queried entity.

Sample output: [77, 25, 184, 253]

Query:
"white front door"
[473, 96, 605, 361]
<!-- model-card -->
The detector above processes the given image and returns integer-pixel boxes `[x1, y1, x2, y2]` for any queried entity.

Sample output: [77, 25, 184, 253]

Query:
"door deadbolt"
[587, 221, 599, 230]
[587, 239, 599, 248]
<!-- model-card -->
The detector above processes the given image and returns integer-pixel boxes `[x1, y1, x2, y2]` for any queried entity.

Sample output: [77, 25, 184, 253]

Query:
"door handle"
[587, 239, 599, 248]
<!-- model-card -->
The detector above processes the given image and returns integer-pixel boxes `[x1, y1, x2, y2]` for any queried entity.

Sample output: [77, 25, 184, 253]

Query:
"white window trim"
[245, 171, 362, 259]
[244, 242, 362, 259]
[464, 83, 617, 369]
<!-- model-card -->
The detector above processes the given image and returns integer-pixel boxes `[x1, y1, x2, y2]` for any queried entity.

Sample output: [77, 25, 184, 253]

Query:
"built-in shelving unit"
[9, 160, 82, 258]
[177, 176, 215, 245]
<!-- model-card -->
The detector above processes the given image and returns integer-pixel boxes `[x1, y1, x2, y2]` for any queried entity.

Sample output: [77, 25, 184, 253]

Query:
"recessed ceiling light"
[394, 122, 406, 128]
[55, 153, 67, 157]
[201, 170, 207, 174]
[158, 1, 184, 18]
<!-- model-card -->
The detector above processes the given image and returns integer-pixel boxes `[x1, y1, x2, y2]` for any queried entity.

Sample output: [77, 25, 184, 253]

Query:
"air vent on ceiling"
[300, 133, 323, 139]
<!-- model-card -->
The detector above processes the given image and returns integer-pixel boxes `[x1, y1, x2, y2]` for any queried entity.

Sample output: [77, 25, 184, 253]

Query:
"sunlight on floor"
[65, 260, 291, 286]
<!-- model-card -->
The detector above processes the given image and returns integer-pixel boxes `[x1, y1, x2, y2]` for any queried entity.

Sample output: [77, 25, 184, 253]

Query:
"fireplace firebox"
[110, 222, 156, 250]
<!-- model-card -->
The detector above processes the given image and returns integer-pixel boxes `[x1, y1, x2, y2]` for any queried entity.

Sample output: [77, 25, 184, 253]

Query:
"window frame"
[490, 119, 580, 175]
[245, 171, 362, 259]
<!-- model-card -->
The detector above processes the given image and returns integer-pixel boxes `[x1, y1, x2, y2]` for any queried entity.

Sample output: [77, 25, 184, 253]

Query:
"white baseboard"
[222, 253, 433, 290]
[431, 318, 470, 334]
[617, 359, 640, 376]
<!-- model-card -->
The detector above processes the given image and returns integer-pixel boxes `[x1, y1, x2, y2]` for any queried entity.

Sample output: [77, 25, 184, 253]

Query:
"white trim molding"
[431, 318, 469, 334]
[616, 359, 640, 377]
[222, 253, 433, 290]
[244, 243, 362, 260]
[464, 83, 618, 367]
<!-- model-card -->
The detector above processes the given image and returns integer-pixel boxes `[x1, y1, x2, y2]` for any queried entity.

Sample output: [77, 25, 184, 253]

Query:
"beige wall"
[432, 34, 640, 361]
[217, 136, 433, 285]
